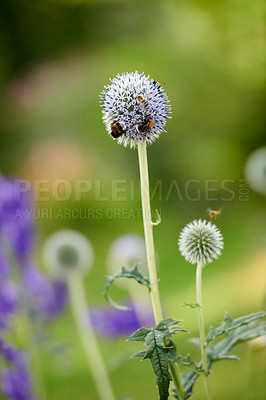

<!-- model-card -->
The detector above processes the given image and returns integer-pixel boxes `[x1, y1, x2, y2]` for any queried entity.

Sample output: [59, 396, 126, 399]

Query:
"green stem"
[138, 142, 184, 399]
[67, 272, 116, 400]
[196, 262, 211, 400]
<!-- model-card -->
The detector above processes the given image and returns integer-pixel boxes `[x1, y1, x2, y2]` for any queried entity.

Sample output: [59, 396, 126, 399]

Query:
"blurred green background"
[0, 0, 265, 399]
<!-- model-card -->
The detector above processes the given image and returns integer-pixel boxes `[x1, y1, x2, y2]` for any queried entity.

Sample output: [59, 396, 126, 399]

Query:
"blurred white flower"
[245, 147, 266, 196]
[107, 234, 147, 276]
[178, 219, 224, 265]
[42, 230, 94, 278]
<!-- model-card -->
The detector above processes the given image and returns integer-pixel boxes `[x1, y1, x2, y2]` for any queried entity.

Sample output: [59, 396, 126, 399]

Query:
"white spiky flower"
[42, 229, 94, 278]
[178, 219, 224, 265]
[100, 71, 171, 149]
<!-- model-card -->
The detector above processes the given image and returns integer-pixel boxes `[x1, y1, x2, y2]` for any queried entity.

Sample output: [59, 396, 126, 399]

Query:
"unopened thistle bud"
[42, 230, 94, 278]
[178, 219, 224, 265]
[100, 71, 171, 148]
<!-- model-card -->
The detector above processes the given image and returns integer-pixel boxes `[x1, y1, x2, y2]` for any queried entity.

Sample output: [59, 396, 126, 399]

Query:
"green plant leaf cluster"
[176, 312, 266, 399]
[104, 265, 151, 310]
[129, 319, 186, 400]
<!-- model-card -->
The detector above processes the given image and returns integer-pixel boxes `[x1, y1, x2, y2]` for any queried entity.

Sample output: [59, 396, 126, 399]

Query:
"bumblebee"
[110, 121, 127, 138]
[149, 79, 165, 87]
[136, 118, 154, 134]
[136, 93, 153, 112]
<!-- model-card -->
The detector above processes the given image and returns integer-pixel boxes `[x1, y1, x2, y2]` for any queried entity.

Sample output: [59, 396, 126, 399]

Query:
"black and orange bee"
[136, 118, 154, 134]
[149, 79, 165, 87]
[207, 208, 222, 220]
[110, 120, 127, 138]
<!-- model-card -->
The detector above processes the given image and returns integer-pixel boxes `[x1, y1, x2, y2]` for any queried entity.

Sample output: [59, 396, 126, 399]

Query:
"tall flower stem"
[196, 262, 211, 400]
[137, 142, 184, 399]
[67, 272, 116, 400]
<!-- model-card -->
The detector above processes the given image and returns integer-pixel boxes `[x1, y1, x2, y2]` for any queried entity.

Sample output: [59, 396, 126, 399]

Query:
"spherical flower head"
[100, 71, 171, 148]
[178, 219, 224, 265]
[42, 230, 94, 278]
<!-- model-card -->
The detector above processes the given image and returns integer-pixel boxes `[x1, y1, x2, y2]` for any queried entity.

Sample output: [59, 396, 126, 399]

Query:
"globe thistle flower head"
[100, 71, 171, 148]
[42, 230, 94, 278]
[178, 219, 224, 265]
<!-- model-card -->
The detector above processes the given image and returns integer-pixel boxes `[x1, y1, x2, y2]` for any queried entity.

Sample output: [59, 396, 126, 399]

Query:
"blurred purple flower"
[0, 339, 36, 400]
[89, 301, 154, 339]
[0, 281, 19, 329]
[23, 266, 67, 320]
[0, 339, 26, 367]
[0, 173, 35, 262]
[1, 368, 35, 400]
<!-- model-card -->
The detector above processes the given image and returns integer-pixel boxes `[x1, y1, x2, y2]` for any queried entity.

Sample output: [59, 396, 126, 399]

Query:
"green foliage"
[205, 311, 266, 344]
[207, 319, 266, 363]
[174, 312, 266, 399]
[104, 265, 151, 310]
[129, 319, 186, 400]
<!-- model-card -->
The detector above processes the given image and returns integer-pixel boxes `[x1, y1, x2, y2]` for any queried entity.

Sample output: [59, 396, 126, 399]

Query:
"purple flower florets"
[0, 340, 36, 400]
[0, 174, 35, 261]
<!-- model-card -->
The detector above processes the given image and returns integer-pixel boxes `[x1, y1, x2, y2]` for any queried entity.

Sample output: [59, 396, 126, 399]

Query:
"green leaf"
[172, 370, 199, 400]
[182, 371, 200, 400]
[104, 265, 151, 310]
[129, 319, 185, 400]
[207, 320, 266, 362]
[128, 327, 151, 341]
[181, 302, 200, 309]
[205, 311, 266, 344]
[131, 350, 147, 358]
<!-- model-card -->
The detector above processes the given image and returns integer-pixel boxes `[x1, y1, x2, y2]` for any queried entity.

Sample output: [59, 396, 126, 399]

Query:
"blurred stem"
[67, 272, 116, 400]
[196, 262, 211, 400]
[137, 142, 184, 399]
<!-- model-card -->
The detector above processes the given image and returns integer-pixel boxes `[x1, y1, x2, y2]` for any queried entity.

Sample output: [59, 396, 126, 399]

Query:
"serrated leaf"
[205, 311, 266, 344]
[128, 327, 151, 341]
[182, 370, 199, 400]
[129, 319, 185, 400]
[208, 320, 266, 362]
[181, 303, 200, 309]
[104, 265, 151, 310]
[131, 350, 147, 358]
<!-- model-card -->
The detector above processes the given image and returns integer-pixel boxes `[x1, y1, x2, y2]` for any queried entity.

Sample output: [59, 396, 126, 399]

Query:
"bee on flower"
[100, 71, 171, 148]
